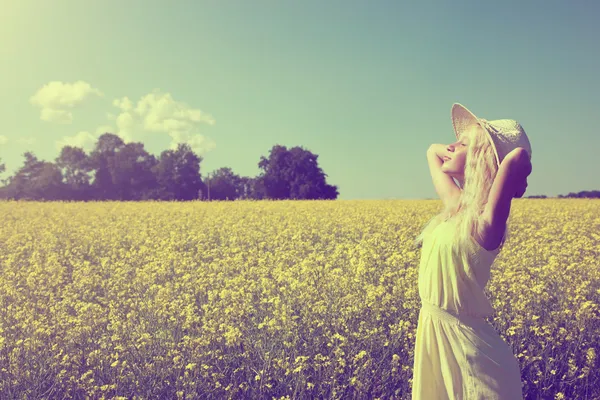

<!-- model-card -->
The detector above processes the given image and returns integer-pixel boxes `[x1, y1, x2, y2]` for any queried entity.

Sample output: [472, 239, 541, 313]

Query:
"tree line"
[0, 133, 339, 201]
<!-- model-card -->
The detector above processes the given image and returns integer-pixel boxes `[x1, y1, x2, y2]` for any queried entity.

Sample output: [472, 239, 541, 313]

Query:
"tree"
[235, 176, 264, 200]
[0, 136, 341, 201]
[2, 152, 66, 200]
[0, 157, 5, 185]
[153, 143, 205, 201]
[258, 145, 338, 200]
[248, 176, 267, 200]
[107, 142, 158, 201]
[55, 146, 94, 201]
[29, 162, 66, 200]
[258, 145, 292, 200]
[88, 133, 126, 200]
[205, 167, 241, 201]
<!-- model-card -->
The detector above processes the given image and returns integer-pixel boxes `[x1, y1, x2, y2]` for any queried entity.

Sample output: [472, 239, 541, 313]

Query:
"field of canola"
[0, 199, 598, 399]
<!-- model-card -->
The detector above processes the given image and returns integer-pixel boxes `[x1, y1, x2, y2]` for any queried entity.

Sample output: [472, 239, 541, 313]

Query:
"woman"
[411, 103, 533, 399]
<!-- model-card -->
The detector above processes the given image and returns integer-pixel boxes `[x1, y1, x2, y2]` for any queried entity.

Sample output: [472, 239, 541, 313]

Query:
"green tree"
[153, 143, 205, 201]
[258, 145, 338, 200]
[55, 146, 94, 201]
[2, 152, 66, 200]
[205, 167, 241, 201]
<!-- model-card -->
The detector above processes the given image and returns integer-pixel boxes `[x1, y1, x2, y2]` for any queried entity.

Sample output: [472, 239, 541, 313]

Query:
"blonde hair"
[414, 123, 510, 252]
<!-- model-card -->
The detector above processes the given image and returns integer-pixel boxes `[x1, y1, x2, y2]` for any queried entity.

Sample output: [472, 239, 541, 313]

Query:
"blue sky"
[1, 0, 598, 200]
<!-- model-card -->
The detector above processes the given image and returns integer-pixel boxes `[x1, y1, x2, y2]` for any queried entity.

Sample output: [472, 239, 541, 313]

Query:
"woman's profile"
[411, 103, 533, 399]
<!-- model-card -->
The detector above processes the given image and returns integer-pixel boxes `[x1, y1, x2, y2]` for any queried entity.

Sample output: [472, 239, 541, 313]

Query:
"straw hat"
[451, 103, 532, 169]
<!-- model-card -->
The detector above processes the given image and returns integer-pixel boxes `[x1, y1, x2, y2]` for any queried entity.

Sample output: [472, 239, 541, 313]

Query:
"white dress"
[411, 218, 523, 399]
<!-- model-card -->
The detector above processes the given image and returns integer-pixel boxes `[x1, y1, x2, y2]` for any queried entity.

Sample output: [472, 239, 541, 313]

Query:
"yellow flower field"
[0, 199, 598, 399]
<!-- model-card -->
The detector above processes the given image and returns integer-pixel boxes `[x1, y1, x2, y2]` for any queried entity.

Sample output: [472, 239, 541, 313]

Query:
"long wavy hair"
[413, 123, 510, 252]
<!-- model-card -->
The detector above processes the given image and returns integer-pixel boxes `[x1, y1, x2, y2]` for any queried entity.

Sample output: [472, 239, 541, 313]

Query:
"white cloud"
[51, 89, 217, 156]
[95, 125, 113, 136]
[40, 108, 73, 124]
[115, 111, 136, 143]
[168, 131, 216, 153]
[133, 91, 215, 131]
[110, 89, 216, 155]
[55, 125, 113, 153]
[113, 96, 133, 112]
[30, 80, 103, 124]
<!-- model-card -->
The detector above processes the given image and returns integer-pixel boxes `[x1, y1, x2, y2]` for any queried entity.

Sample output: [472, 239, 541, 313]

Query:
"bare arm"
[428, 143, 448, 160]
[428, 143, 464, 188]
[507, 148, 532, 198]
[427, 144, 461, 208]
[482, 147, 532, 229]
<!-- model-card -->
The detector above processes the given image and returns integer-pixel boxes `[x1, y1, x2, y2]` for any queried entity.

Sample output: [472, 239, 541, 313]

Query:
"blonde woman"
[411, 103, 533, 399]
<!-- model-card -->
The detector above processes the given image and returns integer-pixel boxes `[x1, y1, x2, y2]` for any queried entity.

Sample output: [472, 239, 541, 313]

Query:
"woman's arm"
[428, 143, 447, 160]
[429, 143, 464, 188]
[427, 144, 462, 207]
[505, 148, 532, 198]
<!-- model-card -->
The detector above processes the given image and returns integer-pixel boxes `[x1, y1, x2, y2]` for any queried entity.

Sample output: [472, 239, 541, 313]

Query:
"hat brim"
[451, 103, 500, 168]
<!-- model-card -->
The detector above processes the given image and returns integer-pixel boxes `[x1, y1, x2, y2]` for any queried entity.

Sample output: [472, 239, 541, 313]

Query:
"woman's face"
[441, 134, 469, 182]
